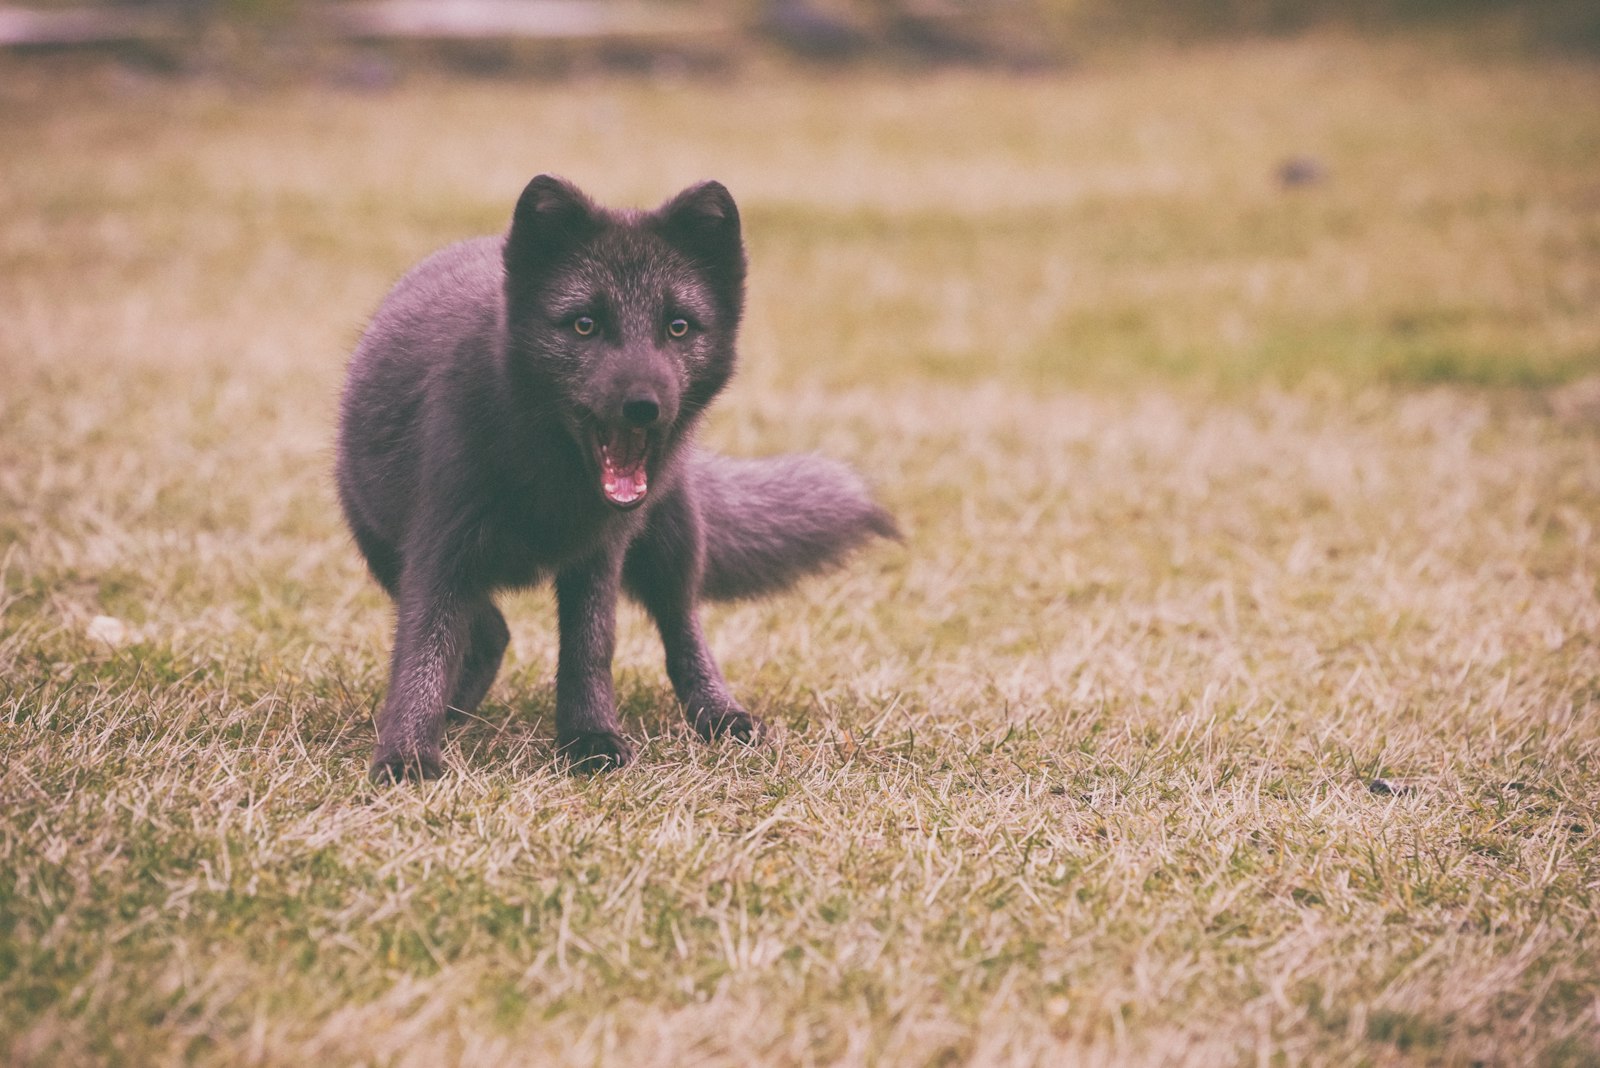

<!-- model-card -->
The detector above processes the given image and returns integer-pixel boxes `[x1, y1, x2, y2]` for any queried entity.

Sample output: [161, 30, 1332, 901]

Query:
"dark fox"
[336, 175, 896, 781]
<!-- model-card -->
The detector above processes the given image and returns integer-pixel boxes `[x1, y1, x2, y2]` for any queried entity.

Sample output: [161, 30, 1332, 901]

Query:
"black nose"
[621, 397, 660, 427]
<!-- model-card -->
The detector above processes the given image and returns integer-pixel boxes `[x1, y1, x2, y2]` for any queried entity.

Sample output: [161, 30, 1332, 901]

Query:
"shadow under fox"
[336, 176, 895, 781]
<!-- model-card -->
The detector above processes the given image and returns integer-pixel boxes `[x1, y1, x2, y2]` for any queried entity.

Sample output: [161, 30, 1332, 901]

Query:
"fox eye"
[667, 318, 690, 339]
[573, 316, 597, 337]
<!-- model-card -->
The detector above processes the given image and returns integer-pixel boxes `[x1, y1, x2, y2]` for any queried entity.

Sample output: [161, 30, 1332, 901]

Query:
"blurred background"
[1, 0, 1597, 81]
[4, 0, 1598, 402]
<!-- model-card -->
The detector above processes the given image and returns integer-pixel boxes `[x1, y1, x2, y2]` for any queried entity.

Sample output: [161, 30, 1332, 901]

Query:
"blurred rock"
[1278, 155, 1327, 188]
[86, 615, 129, 647]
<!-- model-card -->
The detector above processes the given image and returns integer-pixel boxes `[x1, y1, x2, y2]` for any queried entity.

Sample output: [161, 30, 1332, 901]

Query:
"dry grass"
[3, 31, 1600, 1067]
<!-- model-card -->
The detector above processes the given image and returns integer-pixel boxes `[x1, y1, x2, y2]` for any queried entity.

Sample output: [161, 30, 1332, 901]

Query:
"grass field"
[3, 29, 1600, 1066]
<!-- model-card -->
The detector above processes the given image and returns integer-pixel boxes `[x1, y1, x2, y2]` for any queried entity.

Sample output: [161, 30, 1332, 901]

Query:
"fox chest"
[479, 495, 643, 589]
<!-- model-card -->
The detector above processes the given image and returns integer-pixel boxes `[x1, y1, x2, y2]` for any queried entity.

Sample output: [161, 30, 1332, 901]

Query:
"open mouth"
[591, 424, 653, 508]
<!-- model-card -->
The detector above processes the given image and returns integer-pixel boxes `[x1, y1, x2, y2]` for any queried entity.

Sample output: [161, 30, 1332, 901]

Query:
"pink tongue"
[599, 429, 649, 505]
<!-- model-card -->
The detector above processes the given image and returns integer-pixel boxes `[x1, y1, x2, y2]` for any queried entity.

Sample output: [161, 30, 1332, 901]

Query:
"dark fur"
[336, 176, 896, 781]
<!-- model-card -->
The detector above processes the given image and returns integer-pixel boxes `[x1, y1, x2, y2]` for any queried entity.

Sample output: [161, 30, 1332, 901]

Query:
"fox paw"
[689, 702, 766, 744]
[557, 730, 635, 773]
[369, 744, 444, 784]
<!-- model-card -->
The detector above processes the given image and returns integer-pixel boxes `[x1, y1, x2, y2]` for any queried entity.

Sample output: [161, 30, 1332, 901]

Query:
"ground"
[2, 29, 1599, 1067]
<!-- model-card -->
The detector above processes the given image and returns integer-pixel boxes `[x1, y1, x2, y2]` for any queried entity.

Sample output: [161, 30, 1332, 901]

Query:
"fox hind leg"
[448, 601, 510, 720]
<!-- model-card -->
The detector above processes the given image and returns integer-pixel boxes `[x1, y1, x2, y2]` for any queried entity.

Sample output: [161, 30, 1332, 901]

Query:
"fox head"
[501, 176, 747, 510]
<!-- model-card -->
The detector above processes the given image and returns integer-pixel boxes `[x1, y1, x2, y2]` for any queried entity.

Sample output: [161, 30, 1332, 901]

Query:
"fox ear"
[657, 181, 746, 314]
[658, 180, 741, 252]
[505, 174, 600, 277]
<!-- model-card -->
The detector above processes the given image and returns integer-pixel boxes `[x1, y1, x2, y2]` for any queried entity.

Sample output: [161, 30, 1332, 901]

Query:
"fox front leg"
[553, 553, 636, 771]
[624, 486, 763, 743]
[370, 583, 479, 782]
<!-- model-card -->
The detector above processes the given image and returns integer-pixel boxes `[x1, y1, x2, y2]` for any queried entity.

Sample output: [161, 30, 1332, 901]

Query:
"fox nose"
[621, 396, 661, 427]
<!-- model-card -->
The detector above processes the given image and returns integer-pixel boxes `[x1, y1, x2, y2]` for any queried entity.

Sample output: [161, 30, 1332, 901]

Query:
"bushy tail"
[688, 450, 898, 601]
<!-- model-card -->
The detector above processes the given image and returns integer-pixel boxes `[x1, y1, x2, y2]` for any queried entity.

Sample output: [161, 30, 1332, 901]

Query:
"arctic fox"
[336, 176, 895, 781]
